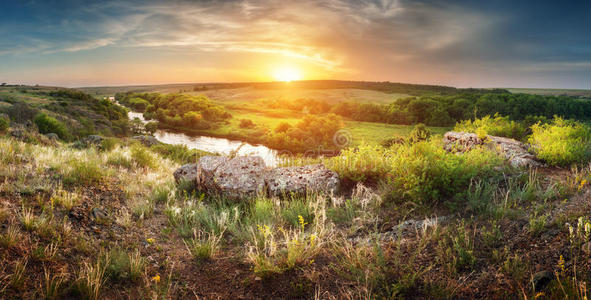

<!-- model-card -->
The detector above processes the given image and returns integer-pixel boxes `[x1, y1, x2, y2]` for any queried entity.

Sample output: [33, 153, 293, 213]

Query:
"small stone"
[254, 276, 262, 281]
[532, 270, 553, 291]
[91, 207, 107, 219]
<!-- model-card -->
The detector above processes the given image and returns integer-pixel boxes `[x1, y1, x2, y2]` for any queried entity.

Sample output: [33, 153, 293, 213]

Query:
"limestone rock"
[173, 163, 199, 185]
[265, 164, 339, 197]
[443, 131, 541, 168]
[132, 135, 160, 147]
[212, 156, 266, 199]
[174, 155, 343, 200]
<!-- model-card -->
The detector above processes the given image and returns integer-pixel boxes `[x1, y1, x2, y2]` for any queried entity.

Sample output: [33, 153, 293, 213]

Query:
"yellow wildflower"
[146, 238, 155, 244]
[151, 274, 160, 284]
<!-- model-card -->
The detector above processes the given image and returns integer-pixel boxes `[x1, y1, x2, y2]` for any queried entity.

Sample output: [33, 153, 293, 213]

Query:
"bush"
[0, 116, 9, 132]
[34, 113, 69, 140]
[327, 140, 504, 207]
[239, 119, 256, 129]
[454, 114, 526, 140]
[408, 123, 431, 144]
[528, 117, 591, 167]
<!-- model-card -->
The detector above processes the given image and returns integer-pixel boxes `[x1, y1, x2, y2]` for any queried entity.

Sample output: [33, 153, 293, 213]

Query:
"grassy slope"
[1, 133, 591, 298]
[0, 86, 128, 138]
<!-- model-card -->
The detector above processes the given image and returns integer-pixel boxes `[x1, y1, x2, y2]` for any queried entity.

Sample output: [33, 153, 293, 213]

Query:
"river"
[127, 111, 280, 166]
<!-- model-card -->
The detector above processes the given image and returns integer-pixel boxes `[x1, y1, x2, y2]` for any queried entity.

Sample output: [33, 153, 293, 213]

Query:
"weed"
[0, 226, 20, 248]
[75, 255, 109, 300]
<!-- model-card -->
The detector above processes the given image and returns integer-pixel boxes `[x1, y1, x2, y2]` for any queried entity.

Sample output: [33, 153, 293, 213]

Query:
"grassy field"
[507, 87, 591, 97]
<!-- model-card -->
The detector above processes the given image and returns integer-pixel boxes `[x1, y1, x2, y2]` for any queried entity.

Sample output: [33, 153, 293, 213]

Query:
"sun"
[273, 66, 302, 82]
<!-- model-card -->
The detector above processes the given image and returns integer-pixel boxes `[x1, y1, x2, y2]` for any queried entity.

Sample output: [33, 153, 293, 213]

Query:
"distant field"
[507, 88, 591, 97]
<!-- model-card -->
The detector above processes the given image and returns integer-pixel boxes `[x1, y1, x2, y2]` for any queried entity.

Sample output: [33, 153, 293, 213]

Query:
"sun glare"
[273, 66, 302, 82]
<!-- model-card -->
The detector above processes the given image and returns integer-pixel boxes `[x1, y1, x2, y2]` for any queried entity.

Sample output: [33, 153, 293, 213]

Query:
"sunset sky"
[1, 0, 590, 88]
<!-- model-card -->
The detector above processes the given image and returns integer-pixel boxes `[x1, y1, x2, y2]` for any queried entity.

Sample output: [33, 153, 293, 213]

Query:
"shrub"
[528, 117, 591, 166]
[384, 140, 503, 206]
[408, 123, 431, 144]
[274, 122, 291, 133]
[239, 119, 256, 129]
[0, 116, 9, 132]
[454, 114, 526, 140]
[34, 113, 69, 140]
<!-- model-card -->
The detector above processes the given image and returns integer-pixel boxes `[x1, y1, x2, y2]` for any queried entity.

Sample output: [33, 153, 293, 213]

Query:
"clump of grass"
[131, 199, 155, 220]
[104, 249, 145, 282]
[10, 259, 28, 290]
[130, 144, 157, 169]
[0, 226, 20, 249]
[75, 255, 109, 300]
[19, 207, 37, 232]
[106, 151, 133, 169]
[62, 156, 107, 186]
[42, 268, 65, 300]
[50, 187, 80, 210]
[185, 230, 223, 264]
[281, 199, 314, 228]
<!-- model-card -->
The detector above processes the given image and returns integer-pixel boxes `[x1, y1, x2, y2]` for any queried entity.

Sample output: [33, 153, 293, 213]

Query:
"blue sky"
[0, 0, 590, 88]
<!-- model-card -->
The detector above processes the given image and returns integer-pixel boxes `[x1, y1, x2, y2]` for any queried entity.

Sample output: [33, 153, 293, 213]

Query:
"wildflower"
[151, 274, 160, 284]
[298, 215, 308, 231]
[146, 238, 155, 244]
[558, 255, 565, 275]
[579, 179, 587, 191]
[310, 234, 317, 247]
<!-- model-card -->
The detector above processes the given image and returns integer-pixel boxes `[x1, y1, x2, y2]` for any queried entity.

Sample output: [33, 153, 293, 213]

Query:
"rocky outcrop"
[265, 164, 339, 197]
[173, 163, 199, 185]
[211, 156, 267, 199]
[443, 131, 541, 168]
[132, 135, 160, 147]
[174, 155, 340, 199]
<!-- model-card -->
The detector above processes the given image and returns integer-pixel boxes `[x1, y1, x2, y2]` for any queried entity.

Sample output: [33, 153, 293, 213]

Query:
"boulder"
[45, 133, 59, 140]
[173, 163, 199, 185]
[84, 135, 104, 146]
[443, 131, 541, 168]
[211, 156, 266, 199]
[197, 156, 230, 191]
[173, 155, 342, 200]
[132, 135, 160, 147]
[265, 164, 339, 197]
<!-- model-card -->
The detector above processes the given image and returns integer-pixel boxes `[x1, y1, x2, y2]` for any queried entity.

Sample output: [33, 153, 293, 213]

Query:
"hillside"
[0, 85, 130, 139]
[2, 116, 591, 298]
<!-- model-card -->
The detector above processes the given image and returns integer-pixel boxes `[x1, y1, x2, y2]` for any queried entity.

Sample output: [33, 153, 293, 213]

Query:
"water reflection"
[127, 110, 279, 166]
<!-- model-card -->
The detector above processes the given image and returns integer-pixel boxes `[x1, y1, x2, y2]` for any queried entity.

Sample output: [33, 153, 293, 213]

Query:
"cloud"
[1, 0, 590, 88]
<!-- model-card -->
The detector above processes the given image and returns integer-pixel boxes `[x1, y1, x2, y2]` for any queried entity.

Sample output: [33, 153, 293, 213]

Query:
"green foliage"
[327, 140, 503, 207]
[528, 117, 591, 166]
[119, 92, 231, 130]
[454, 114, 526, 140]
[266, 114, 344, 151]
[34, 113, 69, 140]
[150, 143, 209, 164]
[0, 115, 9, 132]
[408, 123, 431, 143]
